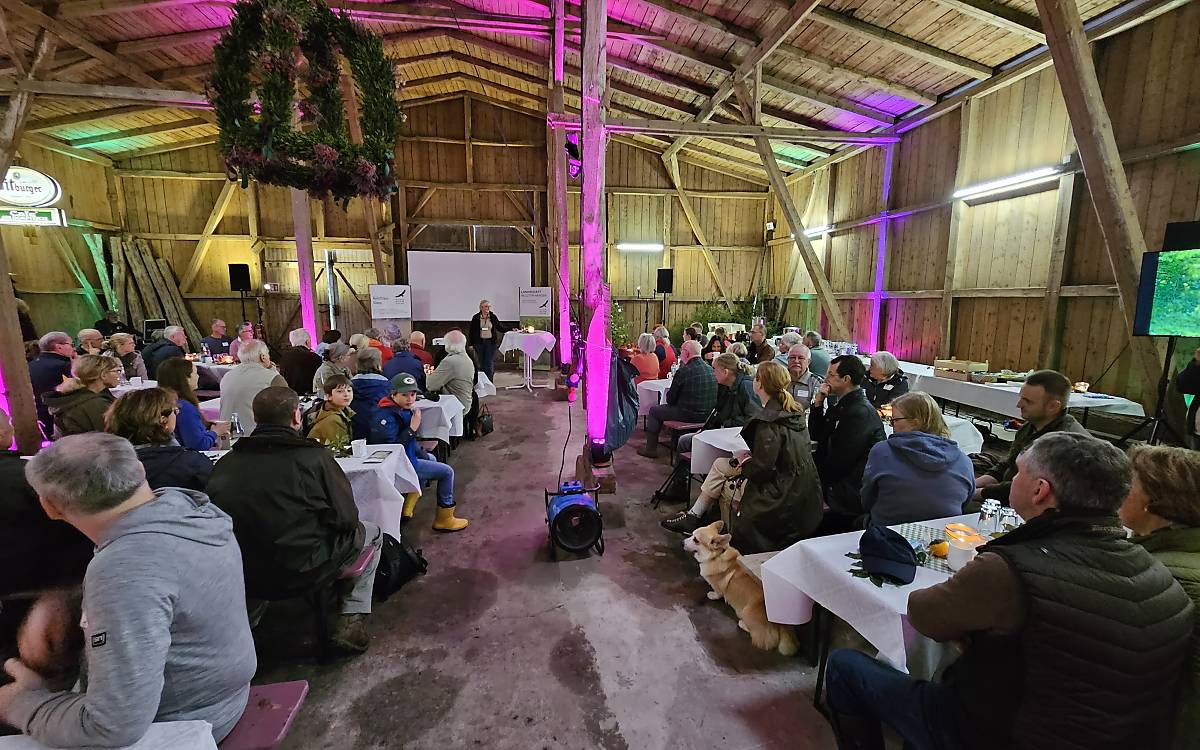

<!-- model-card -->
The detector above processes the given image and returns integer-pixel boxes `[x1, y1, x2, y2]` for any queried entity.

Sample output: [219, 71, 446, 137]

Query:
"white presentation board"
[368, 284, 412, 319]
[519, 287, 552, 317]
[408, 251, 532, 321]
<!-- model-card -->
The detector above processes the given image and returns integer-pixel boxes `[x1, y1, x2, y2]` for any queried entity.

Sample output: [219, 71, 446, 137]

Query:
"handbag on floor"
[373, 533, 428, 602]
[476, 404, 494, 437]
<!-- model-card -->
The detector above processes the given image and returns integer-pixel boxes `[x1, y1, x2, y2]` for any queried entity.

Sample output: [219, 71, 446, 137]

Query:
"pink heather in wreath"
[312, 143, 338, 166]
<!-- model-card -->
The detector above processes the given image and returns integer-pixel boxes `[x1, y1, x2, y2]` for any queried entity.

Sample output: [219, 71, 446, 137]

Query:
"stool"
[661, 420, 704, 461]
[219, 680, 309, 750]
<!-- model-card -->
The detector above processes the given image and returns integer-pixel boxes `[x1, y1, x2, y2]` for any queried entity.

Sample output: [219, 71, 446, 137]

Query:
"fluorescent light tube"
[615, 242, 664, 252]
[953, 166, 1061, 200]
[803, 225, 831, 238]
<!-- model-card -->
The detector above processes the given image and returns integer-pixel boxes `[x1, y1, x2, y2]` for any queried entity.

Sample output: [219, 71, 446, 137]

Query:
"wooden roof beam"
[67, 116, 211, 147]
[597, 118, 898, 144]
[25, 104, 158, 131]
[109, 134, 216, 160]
[0, 77, 210, 107]
[931, 0, 1044, 42]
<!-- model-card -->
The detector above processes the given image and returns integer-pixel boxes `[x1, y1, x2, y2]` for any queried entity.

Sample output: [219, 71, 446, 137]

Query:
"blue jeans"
[413, 457, 455, 507]
[475, 339, 497, 379]
[825, 649, 960, 750]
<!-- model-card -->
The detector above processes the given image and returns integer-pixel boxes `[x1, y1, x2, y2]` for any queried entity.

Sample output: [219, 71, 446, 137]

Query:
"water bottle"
[229, 412, 244, 443]
[201, 342, 212, 363]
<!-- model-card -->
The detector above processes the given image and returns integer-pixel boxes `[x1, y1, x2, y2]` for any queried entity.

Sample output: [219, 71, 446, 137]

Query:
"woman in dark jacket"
[675, 353, 762, 460]
[43, 354, 120, 439]
[662, 362, 822, 552]
[349, 347, 392, 440]
[105, 387, 212, 491]
[467, 299, 512, 380]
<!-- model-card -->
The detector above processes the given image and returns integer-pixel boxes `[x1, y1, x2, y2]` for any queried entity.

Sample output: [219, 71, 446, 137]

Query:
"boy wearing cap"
[373, 374, 468, 532]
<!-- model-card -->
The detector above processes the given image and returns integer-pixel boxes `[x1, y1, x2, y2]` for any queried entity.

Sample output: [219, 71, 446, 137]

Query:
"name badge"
[796, 389, 810, 398]
[883, 384, 893, 391]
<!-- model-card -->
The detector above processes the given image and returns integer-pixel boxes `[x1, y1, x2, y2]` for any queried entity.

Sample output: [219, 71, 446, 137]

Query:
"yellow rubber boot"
[432, 505, 469, 532]
[401, 492, 421, 523]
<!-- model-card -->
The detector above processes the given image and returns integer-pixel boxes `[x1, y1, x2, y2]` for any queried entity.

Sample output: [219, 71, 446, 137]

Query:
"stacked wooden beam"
[111, 234, 203, 347]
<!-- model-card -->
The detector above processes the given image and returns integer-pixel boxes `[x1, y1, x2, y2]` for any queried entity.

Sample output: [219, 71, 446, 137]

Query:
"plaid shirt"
[665, 358, 718, 421]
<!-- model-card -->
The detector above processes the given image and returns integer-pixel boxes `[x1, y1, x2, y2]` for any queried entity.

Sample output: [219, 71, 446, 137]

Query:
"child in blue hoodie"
[371, 374, 469, 532]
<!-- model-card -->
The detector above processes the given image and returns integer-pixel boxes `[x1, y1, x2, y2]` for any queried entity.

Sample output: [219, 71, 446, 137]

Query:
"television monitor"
[1133, 246, 1200, 337]
[142, 318, 167, 340]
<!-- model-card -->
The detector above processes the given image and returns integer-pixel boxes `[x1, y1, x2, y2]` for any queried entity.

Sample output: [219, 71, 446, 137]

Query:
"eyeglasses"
[891, 416, 913, 423]
[160, 407, 181, 417]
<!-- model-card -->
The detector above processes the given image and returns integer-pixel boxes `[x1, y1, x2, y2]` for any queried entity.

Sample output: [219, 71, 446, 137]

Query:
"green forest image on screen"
[1150, 248, 1200, 337]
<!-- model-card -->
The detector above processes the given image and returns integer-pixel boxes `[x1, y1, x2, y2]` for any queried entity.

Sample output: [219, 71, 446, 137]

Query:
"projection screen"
[407, 251, 532, 321]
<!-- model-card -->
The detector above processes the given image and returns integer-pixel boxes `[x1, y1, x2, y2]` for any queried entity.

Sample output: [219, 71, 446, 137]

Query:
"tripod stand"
[1116, 336, 1183, 446]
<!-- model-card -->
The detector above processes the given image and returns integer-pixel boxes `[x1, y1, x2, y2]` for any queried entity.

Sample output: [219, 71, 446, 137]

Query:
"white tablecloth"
[762, 513, 977, 677]
[475, 371, 497, 398]
[197, 362, 237, 383]
[111, 379, 157, 396]
[499, 330, 556, 359]
[915, 375, 1144, 418]
[337, 445, 421, 537]
[689, 416, 983, 475]
[199, 397, 221, 421]
[636, 377, 671, 416]
[414, 396, 464, 443]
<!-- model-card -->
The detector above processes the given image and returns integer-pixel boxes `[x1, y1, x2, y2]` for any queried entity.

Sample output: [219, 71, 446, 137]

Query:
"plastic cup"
[351, 439, 367, 458]
[130, 377, 143, 386]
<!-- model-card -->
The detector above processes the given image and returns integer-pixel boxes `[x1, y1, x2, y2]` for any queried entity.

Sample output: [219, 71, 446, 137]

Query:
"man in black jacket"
[810, 355, 886, 531]
[142, 326, 188, 379]
[1177, 346, 1200, 449]
[206, 386, 382, 655]
[27, 332, 76, 437]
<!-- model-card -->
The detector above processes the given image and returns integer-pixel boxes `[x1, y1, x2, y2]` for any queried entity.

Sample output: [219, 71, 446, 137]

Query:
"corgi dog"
[683, 521, 797, 656]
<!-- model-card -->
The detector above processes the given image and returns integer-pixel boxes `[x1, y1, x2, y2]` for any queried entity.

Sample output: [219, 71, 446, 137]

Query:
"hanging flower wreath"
[209, 0, 404, 203]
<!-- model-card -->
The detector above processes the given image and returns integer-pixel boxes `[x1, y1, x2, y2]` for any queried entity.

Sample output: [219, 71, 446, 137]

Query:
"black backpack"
[373, 533, 428, 601]
[299, 399, 325, 437]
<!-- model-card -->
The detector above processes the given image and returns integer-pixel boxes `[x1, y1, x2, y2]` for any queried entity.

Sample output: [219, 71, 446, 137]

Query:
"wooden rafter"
[110, 134, 217, 160]
[662, 154, 734, 312]
[0, 77, 210, 107]
[180, 180, 238, 291]
[26, 105, 158, 131]
[67, 116, 210, 147]
[931, 0, 1044, 41]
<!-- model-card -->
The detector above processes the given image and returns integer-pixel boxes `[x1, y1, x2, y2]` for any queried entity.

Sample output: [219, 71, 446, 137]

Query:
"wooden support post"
[49, 231, 104, 319]
[663, 154, 734, 312]
[1032, 0, 1163, 388]
[1038, 172, 1080, 369]
[939, 100, 976, 359]
[82, 232, 115, 310]
[180, 180, 237, 291]
[290, 187, 320, 342]
[341, 74, 387, 284]
[393, 189, 409, 282]
[871, 143, 900, 352]
[549, 0, 571, 364]
[778, 169, 830, 323]
[111, 235, 128, 319]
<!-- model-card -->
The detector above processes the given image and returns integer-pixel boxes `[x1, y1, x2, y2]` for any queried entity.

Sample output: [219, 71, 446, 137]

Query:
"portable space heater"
[545, 481, 604, 560]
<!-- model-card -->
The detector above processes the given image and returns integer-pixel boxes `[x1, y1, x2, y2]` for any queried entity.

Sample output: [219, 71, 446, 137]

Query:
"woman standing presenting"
[468, 299, 511, 380]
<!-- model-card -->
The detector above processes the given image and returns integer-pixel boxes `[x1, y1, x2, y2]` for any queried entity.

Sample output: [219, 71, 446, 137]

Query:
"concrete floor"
[256, 369, 836, 750]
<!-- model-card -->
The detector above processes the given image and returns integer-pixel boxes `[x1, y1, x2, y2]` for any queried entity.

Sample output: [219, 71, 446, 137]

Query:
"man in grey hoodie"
[0, 433, 257, 747]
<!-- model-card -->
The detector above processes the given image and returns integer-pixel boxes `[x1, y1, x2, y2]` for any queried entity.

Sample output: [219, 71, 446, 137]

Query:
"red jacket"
[656, 338, 677, 379]
[369, 339, 392, 364]
[410, 343, 434, 367]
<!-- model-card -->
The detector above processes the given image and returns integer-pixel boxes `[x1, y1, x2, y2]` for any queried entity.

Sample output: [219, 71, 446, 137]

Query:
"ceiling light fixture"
[615, 242, 664, 252]
[953, 166, 1061, 202]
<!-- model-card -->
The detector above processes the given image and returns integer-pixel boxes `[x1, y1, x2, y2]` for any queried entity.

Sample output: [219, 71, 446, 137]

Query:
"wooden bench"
[660, 420, 704, 461]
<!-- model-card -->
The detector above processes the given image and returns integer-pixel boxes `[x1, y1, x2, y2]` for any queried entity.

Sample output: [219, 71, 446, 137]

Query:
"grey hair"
[780, 331, 802, 348]
[803, 330, 822, 347]
[288, 328, 311, 347]
[364, 327, 381, 339]
[728, 341, 747, 358]
[788, 343, 811, 358]
[681, 340, 702, 359]
[1021, 432, 1132, 513]
[26, 433, 145, 515]
[870, 351, 900, 377]
[356, 346, 383, 373]
[39, 331, 71, 352]
[409, 330, 426, 346]
[637, 333, 656, 354]
[163, 325, 185, 341]
[237, 338, 269, 364]
[653, 326, 669, 341]
[77, 328, 102, 341]
[444, 330, 468, 355]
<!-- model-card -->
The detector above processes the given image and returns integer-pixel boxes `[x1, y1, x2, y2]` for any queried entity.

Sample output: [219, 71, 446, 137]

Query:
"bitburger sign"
[0, 167, 62, 208]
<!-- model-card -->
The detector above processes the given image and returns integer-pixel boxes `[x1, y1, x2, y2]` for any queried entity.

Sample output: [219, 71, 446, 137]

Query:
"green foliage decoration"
[209, 0, 404, 203]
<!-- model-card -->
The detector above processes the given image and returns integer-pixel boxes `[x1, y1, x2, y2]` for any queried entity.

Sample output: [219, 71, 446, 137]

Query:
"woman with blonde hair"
[662, 361, 821, 552]
[103, 332, 147, 381]
[104, 386, 212, 491]
[42, 354, 120, 438]
[1121, 445, 1200, 750]
[859, 391, 974, 527]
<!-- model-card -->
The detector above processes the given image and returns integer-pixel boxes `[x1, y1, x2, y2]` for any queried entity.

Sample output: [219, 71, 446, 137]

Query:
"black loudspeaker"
[656, 268, 674, 294]
[228, 264, 252, 292]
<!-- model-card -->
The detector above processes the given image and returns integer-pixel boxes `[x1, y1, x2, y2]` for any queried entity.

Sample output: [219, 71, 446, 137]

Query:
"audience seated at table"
[774, 331, 801, 366]
[372, 373, 468, 532]
[29, 332, 77, 436]
[427, 330, 477, 413]
[702, 331, 727, 362]
[0, 409, 92, 662]
[975, 369, 1088, 505]
[809, 355, 887, 532]
[746, 324, 775, 364]
[315, 328, 342, 358]
[94, 309, 136, 339]
[824, 432, 1195, 750]
[1121, 444, 1200, 750]
[863, 351, 910, 409]
[0, 434, 257, 746]
[105, 387, 213, 492]
[103, 332, 147, 381]
[142, 325, 188, 378]
[409, 330, 435, 367]
[218, 338, 287, 435]
[200, 318, 232, 357]
[383, 337, 427, 390]
[364, 327, 393, 365]
[638, 340, 717, 459]
[207, 387, 382, 655]
[314, 342, 356, 397]
[803, 331, 830, 377]
[226, 321, 256, 362]
[157, 357, 226, 451]
[277, 328, 323, 395]
[662, 362, 821, 552]
[1176, 346, 1200, 449]
[785, 344, 823, 410]
[43, 354, 120, 440]
[654, 326, 676, 378]
[860, 392, 974, 527]
[673, 352, 762, 461]
[350, 346, 391, 441]
[630, 333, 660, 383]
[75, 328, 103, 357]
[307, 374, 355, 452]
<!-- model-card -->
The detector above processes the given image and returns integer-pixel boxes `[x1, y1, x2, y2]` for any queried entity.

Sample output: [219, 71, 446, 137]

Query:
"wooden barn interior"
[1, 0, 1199, 745]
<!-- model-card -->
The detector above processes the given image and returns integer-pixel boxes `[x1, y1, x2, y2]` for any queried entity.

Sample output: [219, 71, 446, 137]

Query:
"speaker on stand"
[656, 268, 673, 330]
[228, 264, 252, 323]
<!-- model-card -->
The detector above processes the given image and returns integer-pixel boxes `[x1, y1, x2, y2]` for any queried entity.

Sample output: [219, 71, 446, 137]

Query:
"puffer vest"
[946, 510, 1194, 750]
